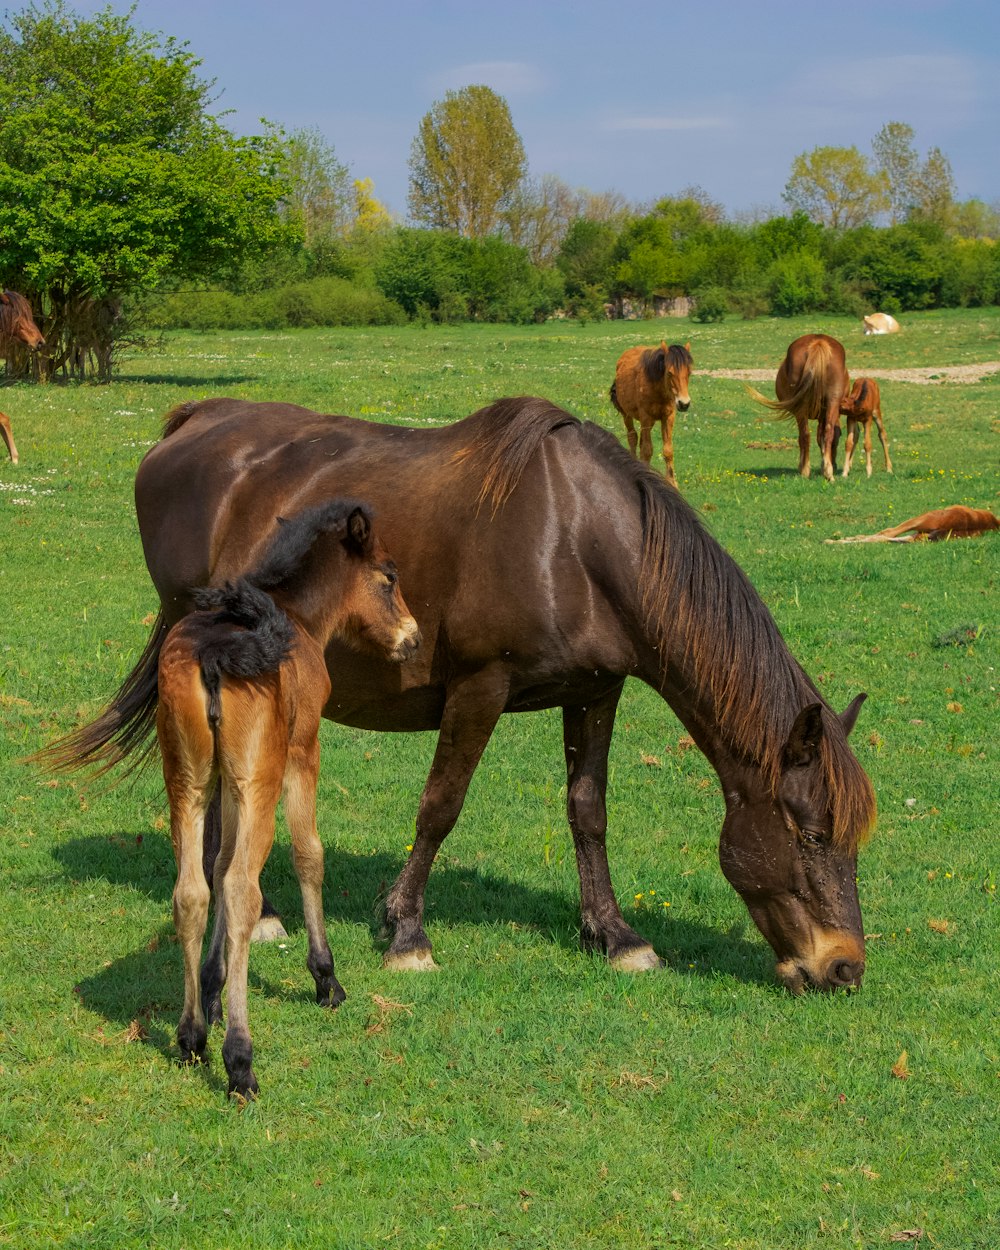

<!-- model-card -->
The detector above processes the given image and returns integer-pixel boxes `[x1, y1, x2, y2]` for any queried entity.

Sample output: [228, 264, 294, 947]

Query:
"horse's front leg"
[382, 666, 509, 971]
[659, 407, 677, 487]
[563, 686, 662, 971]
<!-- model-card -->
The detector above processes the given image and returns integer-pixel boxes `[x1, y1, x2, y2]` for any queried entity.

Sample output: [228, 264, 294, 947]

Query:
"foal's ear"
[346, 506, 372, 551]
[784, 702, 825, 767]
[0, 292, 9, 306]
[839, 692, 867, 736]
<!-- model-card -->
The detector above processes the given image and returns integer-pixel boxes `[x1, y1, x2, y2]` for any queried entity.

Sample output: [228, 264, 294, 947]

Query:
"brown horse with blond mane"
[610, 341, 693, 485]
[750, 334, 849, 481]
[42, 395, 877, 997]
[158, 499, 419, 1097]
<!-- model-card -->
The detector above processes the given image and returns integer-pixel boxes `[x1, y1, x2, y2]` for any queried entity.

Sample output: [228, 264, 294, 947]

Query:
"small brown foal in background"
[840, 377, 893, 478]
[157, 500, 419, 1098]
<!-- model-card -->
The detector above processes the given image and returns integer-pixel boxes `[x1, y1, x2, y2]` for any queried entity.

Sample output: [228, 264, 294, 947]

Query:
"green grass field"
[1, 310, 998, 1249]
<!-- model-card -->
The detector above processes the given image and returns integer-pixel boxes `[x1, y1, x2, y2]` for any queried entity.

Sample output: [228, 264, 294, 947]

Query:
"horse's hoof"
[383, 948, 439, 972]
[609, 945, 663, 972]
[251, 914, 288, 943]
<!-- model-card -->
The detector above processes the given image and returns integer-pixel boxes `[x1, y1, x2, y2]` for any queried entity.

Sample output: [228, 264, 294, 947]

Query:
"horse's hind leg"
[621, 411, 639, 458]
[382, 667, 509, 971]
[220, 769, 283, 1099]
[863, 418, 874, 478]
[158, 682, 214, 1063]
[796, 416, 811, 477]
[0, 412, 19, 465]
[637, 418, 655, 466]
[563, 686, 661, 972]
[203, 784, 288, 943]
[285, 725, 344, 1009]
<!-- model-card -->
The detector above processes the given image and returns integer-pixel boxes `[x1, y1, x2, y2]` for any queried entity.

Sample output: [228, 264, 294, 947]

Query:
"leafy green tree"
[280, 127, 353, 248]
[872, 121, 920, 224]
[910, 147, 957, 229]
[783, 145, 888, 229]
[0, 1, 292, 378]
[408, 85, 527, 238]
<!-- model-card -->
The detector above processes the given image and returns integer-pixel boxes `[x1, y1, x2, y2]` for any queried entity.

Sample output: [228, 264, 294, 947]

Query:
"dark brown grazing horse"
[610, 342, 693, 486]
[159, 500, 419, 1097]
[46, 396, 877, 995]
[1, 289, 45, 378]
[839, 378, 892, 478]
[751, 334, 849, 481]
[0, 411, 18, 464]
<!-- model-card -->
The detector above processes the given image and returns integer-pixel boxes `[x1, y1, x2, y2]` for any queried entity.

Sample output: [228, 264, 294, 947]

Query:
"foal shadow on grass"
[54, 830, 775, 1044]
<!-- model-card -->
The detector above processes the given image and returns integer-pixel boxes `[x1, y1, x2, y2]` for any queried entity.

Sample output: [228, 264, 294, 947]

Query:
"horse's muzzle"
[676, 399, 691, 412]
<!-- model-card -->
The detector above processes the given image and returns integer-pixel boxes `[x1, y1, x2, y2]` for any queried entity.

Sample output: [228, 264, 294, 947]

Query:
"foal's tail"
[609, 380, 625, 417]
[31, 613, 170, 778]
[191, 581, 295, 726]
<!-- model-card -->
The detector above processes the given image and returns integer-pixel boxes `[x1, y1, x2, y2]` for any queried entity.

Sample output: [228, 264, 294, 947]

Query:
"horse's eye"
[382, 569, 398, 588]
[800, 828, 826, 847]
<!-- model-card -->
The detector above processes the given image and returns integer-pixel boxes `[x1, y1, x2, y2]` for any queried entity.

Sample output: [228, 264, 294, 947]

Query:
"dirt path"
[701, 362, 1000, 386]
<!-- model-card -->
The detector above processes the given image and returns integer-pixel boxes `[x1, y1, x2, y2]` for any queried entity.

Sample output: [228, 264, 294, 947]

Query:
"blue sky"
[81, 0, 1000, 219]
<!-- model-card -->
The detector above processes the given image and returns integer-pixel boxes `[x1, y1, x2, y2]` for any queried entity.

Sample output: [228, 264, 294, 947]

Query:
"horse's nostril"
[829, 959, 864, 987]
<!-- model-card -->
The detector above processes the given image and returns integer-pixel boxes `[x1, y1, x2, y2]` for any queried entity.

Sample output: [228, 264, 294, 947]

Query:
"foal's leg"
[0, 412, 18, 465]
[159, 699, 215, 1062]
[563, 686, 661, 971]
[285, 727, 345, 1008]
[863, 418, 874, 478]
[874, 406, 892, 473]
[383, 666, 509, 970]
[842, 418, 857, 478]
[203, 784, 288, 943]
[200, 785, 239, 1028]
[221, 767, 284, 1099]
[660, 407, 677, 487]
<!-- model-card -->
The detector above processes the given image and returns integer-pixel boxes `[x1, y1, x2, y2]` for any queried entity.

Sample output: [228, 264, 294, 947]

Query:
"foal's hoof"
[609, 945, 663, 972]
[383, 948, 440, 972]
[251, 914, 288, 943]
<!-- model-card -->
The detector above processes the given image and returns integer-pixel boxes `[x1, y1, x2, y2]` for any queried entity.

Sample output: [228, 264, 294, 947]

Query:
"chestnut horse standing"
[1, 289, 45, 380]
[45, 396, 876, 996]
[840, 378, 892, 478]
[751, 334, 849, 481]
[610, 342, 692, 486]
[158, 500, 419, 1097]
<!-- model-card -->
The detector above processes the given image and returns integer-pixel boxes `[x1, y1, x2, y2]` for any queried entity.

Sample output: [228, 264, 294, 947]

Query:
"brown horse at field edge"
[41, 395, 877, 996]
[611, 342, 693, 486]
[751, 334, 849, 481]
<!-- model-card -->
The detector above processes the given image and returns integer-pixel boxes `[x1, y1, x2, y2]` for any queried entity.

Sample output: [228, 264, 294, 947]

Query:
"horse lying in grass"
[863, 313, 899, 335]
[43, 396, 877, 1001]
[750, 334, 849, 481]
[839, 378, 892, 478]
[610, 342, 693, 486]
[157, 500, 419, 1098]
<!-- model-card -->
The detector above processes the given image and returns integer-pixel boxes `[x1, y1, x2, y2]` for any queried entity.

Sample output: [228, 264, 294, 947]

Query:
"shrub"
[690, 285, 729, 322]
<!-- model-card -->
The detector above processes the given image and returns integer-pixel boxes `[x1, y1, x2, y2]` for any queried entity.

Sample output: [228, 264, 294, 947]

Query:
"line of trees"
[2, 3, 999, 379]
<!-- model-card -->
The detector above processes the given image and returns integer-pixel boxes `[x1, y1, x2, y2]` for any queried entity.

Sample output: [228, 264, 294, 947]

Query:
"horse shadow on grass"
[54, 830, 775, 1051]
[113, 373, 261, 388]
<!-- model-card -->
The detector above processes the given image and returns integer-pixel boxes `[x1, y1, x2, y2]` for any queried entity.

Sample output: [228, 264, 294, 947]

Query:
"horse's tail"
[192, 581, 296, 726]
[609, 380, 625, 417]
[747, 339, 835, 425]
[31, 613, 170, 778]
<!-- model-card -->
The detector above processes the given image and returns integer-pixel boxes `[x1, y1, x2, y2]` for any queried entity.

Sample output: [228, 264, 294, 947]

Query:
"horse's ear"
[839, 693, 867, 736]
[784, 703, 824, 767]
[684, 341, 690, 351]
[0, 292, 9, 306]
[346, 506, 371, 551]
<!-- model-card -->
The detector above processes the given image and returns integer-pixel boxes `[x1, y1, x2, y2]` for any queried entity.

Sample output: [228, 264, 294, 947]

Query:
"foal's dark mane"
[641, 343, 693, 386]
[468, 397, 875, 851]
